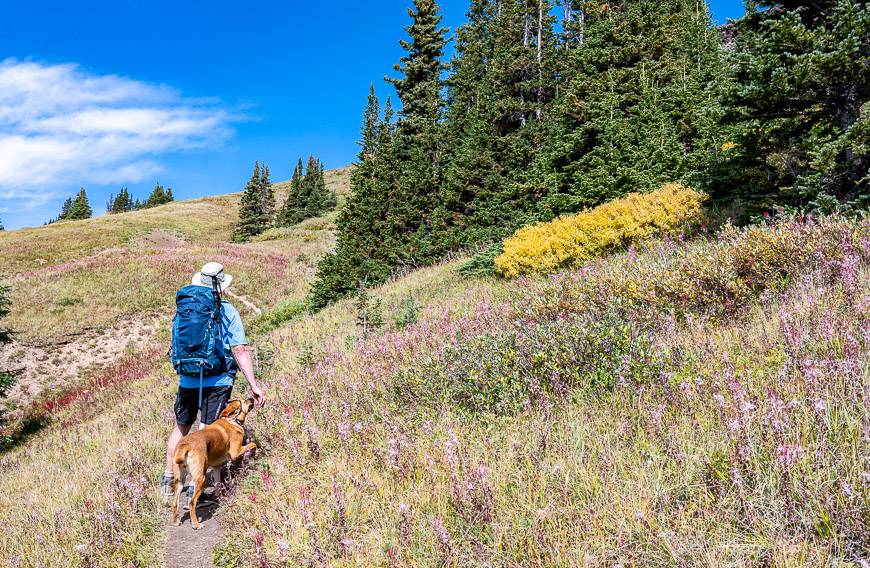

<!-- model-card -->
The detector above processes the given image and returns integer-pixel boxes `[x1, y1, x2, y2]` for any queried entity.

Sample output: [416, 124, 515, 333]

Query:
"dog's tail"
[174, 448, 189, 466]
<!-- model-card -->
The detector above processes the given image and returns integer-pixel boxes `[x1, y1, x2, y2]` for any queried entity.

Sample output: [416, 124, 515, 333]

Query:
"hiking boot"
[160, 474, 175, 505]
[185, 485, 217, 511]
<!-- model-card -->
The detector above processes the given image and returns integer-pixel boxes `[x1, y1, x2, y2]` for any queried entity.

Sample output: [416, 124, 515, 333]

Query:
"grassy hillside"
[1, 179, 867, 565]
[0, 167, 350, 424]
[0, 166, 351, 277]
[204, 216, 870, 566]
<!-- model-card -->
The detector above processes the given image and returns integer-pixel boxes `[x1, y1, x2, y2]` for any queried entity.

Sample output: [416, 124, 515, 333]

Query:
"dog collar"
[223, 416, 243, 428]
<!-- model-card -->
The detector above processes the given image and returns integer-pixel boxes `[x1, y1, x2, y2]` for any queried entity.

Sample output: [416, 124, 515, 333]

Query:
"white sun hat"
[191, 261, 233, 293]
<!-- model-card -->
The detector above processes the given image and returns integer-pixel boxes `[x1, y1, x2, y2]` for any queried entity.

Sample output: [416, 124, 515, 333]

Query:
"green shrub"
[251, 299, 308, 334]
[394, 314, 660, 415]
[457, 243, 503, 278]
[393, 291, 420, 329]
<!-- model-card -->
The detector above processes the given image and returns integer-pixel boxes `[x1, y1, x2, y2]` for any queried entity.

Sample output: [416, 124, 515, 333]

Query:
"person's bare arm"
[231, 345, 266, 407]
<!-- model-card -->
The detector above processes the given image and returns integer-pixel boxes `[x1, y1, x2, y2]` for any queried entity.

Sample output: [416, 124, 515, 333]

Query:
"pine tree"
[387, 0, 449, 136]
[302, 156, 331, 218]
[144, 183, 174, 208]
[436, 0, 558, 248]
[277, 159, 303, 226]
[66, 188, 93, 220]
[232, 161, 273, 242]
[310, 92, 397, 308]
[107, 188, 134, 214]
[259, 164, 276, 225]
[710, 0, 869, 214]
[0, 215, 4, 230]
[534, 0, 722, 216]
[53, 197, 73, 223]
[384, 0, 449, 266]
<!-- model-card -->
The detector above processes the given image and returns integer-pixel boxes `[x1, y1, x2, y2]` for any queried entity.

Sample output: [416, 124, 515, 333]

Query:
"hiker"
[161, 262, 266, 502]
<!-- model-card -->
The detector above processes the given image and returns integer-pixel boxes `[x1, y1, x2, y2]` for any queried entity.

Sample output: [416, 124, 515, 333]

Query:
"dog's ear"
[219, 399, 242, 419]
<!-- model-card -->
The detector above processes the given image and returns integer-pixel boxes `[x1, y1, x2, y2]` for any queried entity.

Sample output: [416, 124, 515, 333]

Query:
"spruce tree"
[387, 0, 449, 136]
[302, 156, 331, 218]
[277, 159, 303, 226]
[259, 164, 276, 225]
[534, 0, 722, 216]
[232, 161, 272, 242]
[108, 188, 134, 214]
[385, 0, 449, 266]
[711, 0, 869, 213]
[145, 183, 174, 208]
[67, 188, 93, 220]
[436, 0, 557, 248]
[310, 92, 397, 308]
[57, 197, 73, 222]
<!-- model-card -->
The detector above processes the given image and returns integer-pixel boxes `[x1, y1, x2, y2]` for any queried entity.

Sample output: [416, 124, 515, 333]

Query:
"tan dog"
[171, 398, 257, 528]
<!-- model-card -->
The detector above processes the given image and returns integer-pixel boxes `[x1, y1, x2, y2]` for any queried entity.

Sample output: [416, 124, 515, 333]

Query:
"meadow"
[1, 174, 867, 566]
[0, 168, 350, 425]
[209, 216, 867, 566]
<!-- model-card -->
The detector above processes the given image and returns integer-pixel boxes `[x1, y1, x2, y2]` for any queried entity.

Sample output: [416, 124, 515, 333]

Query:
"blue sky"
[0, 0, 744, 230]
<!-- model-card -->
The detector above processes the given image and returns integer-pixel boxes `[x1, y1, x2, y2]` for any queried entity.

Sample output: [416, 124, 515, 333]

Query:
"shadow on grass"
[0, 413, 51, 454]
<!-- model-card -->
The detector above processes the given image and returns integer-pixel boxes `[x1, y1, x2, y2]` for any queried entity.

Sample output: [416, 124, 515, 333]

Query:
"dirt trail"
[165, 500, 221, 568]
[224, 289, 262, 316]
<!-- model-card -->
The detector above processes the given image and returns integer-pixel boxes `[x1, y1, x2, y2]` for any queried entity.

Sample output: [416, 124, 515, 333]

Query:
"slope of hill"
[0, 180, 867, 565]
[0, 167, 351, 422]
[204, 216, 870, 566]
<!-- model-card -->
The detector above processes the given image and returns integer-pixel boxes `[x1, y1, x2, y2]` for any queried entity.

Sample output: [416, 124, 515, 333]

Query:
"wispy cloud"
[0, 59, 236, 218]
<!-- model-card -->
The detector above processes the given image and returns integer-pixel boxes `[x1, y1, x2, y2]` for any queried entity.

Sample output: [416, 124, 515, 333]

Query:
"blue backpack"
[170, 285, 228, 378]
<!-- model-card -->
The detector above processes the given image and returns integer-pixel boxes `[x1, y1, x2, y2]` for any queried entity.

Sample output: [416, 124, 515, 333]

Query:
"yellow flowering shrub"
[495, 183, 708, 277]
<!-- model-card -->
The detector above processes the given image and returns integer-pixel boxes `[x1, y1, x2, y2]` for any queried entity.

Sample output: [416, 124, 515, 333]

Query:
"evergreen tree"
[302, 156, 329, 218]
[51, 197, 73, 223]
[310, 92, 398, 308]
[107, 188, 134, 214]
[436, 0, 558, 248]
[534, 0, 722, 216]
[277, 159, 303, 226]
[387, 0, 449, 136]
[66, 188, 93, 220]
[144, 183, 174, 208]
[385, 0, 449, 265]
[259, 164, 276, 225]
[232, 161, 273, 241]
[276, 156, 335, 227]
[0, 215, 4, 231]
[710, 0, 869, 214]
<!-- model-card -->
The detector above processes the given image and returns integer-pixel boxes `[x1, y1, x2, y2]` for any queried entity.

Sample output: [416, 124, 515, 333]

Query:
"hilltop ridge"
[0, 166, 351, 414]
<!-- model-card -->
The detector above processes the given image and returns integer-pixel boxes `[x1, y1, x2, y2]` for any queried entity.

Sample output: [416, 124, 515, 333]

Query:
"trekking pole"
[198, 364, 204, 424]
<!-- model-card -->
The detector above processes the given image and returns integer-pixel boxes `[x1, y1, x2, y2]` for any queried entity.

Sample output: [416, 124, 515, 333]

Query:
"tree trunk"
[536, 0, 544, 119]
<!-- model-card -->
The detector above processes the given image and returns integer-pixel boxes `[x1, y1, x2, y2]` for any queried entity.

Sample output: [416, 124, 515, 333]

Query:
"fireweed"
[211, 217, 869, 565]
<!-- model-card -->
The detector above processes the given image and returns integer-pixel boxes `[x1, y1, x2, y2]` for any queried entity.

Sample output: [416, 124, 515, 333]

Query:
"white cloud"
[0, 59, 236, 217]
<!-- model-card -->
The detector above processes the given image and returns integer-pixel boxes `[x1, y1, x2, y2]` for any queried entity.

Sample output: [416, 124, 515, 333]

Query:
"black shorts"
[174, 386, 233, 426]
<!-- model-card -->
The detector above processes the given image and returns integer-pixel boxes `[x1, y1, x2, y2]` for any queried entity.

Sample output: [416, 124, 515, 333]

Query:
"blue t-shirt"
[178, 300, 247, 388]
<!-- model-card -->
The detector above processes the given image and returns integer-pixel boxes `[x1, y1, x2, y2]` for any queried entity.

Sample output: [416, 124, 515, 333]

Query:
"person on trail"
[161, 262, 266, 503]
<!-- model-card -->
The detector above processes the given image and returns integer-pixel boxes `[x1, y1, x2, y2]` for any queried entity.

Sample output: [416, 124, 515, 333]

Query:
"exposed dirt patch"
[0, 314, 165, 416]
[132, 229, 188, 250]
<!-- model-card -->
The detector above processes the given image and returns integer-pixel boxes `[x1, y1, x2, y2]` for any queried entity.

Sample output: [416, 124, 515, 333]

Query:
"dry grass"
[210, 217, 870, 567]
[0, 166, 351, 341]
[0, 166, 352, 278]
[2, 198, 866, 567]
[0, 350, 172, 566]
